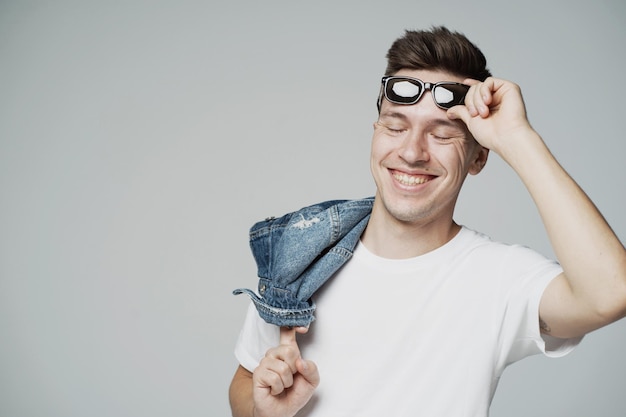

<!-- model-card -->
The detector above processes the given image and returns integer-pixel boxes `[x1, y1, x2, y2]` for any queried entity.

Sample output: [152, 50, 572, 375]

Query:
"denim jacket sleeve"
[233, 197, 373, 327]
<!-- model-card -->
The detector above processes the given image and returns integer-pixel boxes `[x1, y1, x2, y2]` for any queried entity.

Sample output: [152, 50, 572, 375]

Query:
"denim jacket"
[233, 197, 374, 327]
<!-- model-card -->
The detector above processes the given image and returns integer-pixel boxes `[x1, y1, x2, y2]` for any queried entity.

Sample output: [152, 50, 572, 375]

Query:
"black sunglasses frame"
[377, 76, 470, 112]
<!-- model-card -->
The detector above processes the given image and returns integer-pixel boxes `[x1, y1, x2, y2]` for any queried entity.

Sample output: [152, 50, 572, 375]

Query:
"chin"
[384, 201, 433, 224]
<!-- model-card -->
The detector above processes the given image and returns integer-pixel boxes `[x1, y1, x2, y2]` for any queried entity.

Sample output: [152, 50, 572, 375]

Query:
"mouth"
[392, 171, 436, 186]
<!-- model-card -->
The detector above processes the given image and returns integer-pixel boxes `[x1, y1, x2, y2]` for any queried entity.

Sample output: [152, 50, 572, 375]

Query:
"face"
[370, 69, 488, 227]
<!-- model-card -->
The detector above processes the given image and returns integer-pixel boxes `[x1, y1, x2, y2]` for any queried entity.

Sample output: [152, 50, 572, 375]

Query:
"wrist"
[493, 127, 545, 167]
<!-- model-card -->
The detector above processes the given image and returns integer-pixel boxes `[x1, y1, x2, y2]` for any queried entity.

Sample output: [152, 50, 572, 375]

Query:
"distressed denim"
[233, 197, 374, 327]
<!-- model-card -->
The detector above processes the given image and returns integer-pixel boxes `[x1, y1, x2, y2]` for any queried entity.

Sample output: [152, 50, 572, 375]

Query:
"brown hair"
[385, 26, 492, 81]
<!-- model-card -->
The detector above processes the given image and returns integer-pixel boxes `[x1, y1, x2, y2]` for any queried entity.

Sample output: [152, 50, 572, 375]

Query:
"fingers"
[447, 78, 486, 123]
[255, 326, 312, 395]
[279, 326, 297, 346]
[279, 326, 309, 346]
[254, 356, 320, 397]
[462, 78, 495, 118]
[265, 328, 300, 374]
[276, 327, 309, 371]
[255, 356, 296, 395]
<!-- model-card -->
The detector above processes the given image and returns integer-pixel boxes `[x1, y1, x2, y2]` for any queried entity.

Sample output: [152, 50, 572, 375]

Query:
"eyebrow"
[378, 111, 409, 122]
[379, 110, 464, 130]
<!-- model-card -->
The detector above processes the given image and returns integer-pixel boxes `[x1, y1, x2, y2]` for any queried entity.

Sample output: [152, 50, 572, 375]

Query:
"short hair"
[384, 26, 492, 81]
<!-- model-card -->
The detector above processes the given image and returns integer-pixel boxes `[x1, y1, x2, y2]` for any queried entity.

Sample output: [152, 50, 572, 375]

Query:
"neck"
[360, 204, 461, 259]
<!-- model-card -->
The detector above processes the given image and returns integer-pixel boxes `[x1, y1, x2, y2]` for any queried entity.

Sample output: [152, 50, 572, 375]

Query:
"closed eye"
[432, 133, 452, 140]
[376, 121, 407, 136]
[430, 127, 466, 142]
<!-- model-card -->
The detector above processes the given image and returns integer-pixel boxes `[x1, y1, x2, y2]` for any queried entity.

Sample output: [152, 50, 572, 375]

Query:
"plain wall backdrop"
[1, 1, 625, 416]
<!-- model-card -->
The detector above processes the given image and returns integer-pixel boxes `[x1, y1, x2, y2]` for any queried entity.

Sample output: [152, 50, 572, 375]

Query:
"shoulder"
[455, 227, 560, 278]
[458, 227, 546, 256]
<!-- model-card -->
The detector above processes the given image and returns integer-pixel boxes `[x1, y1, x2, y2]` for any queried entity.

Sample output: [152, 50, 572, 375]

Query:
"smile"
[393, 172, 435, 186]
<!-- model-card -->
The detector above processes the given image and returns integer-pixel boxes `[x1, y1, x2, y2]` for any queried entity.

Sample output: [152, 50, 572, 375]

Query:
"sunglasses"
[377, 76, 470, 111]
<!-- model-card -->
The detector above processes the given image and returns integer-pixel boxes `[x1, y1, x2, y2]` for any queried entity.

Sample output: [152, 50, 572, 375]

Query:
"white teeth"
[393, 173, 430, 185]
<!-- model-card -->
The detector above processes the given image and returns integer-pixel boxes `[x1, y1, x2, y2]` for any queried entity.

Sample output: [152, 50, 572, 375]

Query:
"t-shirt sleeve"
[497, 245, 582, 368]
[234, 302, 280, 372]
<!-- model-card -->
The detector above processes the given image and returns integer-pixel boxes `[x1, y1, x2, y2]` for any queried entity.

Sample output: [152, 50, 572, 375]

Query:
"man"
[228, 26, 626, 417]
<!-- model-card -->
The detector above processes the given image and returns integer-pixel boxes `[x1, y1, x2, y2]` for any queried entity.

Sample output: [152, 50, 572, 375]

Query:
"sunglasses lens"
[386, 79, 422, 103]
[433, 84, 469, 108]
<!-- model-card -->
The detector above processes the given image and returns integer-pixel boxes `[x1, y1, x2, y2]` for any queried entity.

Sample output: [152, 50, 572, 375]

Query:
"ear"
[468, 145, 489, 175]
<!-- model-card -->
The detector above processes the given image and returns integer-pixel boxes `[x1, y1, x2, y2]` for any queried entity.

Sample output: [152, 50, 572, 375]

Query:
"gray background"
[1, 0, 625, 416]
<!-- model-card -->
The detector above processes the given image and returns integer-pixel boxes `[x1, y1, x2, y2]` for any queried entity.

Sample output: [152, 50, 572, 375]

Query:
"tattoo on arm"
[539, 317, 551, 334]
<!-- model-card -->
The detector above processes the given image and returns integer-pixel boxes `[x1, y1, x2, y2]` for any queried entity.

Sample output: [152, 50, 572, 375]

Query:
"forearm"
[500, 129, 626, 322]
[229, 366, 255, 417]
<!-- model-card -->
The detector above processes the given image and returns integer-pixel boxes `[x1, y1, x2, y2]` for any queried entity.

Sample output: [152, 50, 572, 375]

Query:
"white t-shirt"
[234, 227, 581, 417]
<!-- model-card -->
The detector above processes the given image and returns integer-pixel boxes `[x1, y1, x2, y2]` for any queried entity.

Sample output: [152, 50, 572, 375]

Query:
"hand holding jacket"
[251, 327, 319, 417]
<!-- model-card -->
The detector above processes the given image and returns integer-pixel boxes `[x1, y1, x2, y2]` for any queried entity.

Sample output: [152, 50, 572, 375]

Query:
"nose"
[398, 130, 430, 164]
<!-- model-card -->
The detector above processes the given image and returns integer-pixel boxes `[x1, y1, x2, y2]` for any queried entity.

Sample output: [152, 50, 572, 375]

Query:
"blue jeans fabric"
[233, 197, 374, 327]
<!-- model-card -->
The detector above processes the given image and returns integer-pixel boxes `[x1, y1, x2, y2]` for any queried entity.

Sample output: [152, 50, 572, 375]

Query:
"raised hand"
[447, 77, 537, 157]
[252, 327, 320, 417]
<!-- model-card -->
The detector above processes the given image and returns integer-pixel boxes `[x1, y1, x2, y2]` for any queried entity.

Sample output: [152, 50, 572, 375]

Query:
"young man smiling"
[365, 68, 488, 258]
[229, 27, 626, 417]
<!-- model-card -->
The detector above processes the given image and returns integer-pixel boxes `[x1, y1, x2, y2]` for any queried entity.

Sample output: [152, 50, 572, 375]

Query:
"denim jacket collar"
[233, 197, 374, 327]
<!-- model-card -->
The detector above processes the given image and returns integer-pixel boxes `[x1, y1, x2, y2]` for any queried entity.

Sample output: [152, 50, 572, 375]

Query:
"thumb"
[296, 357, 320, 387]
